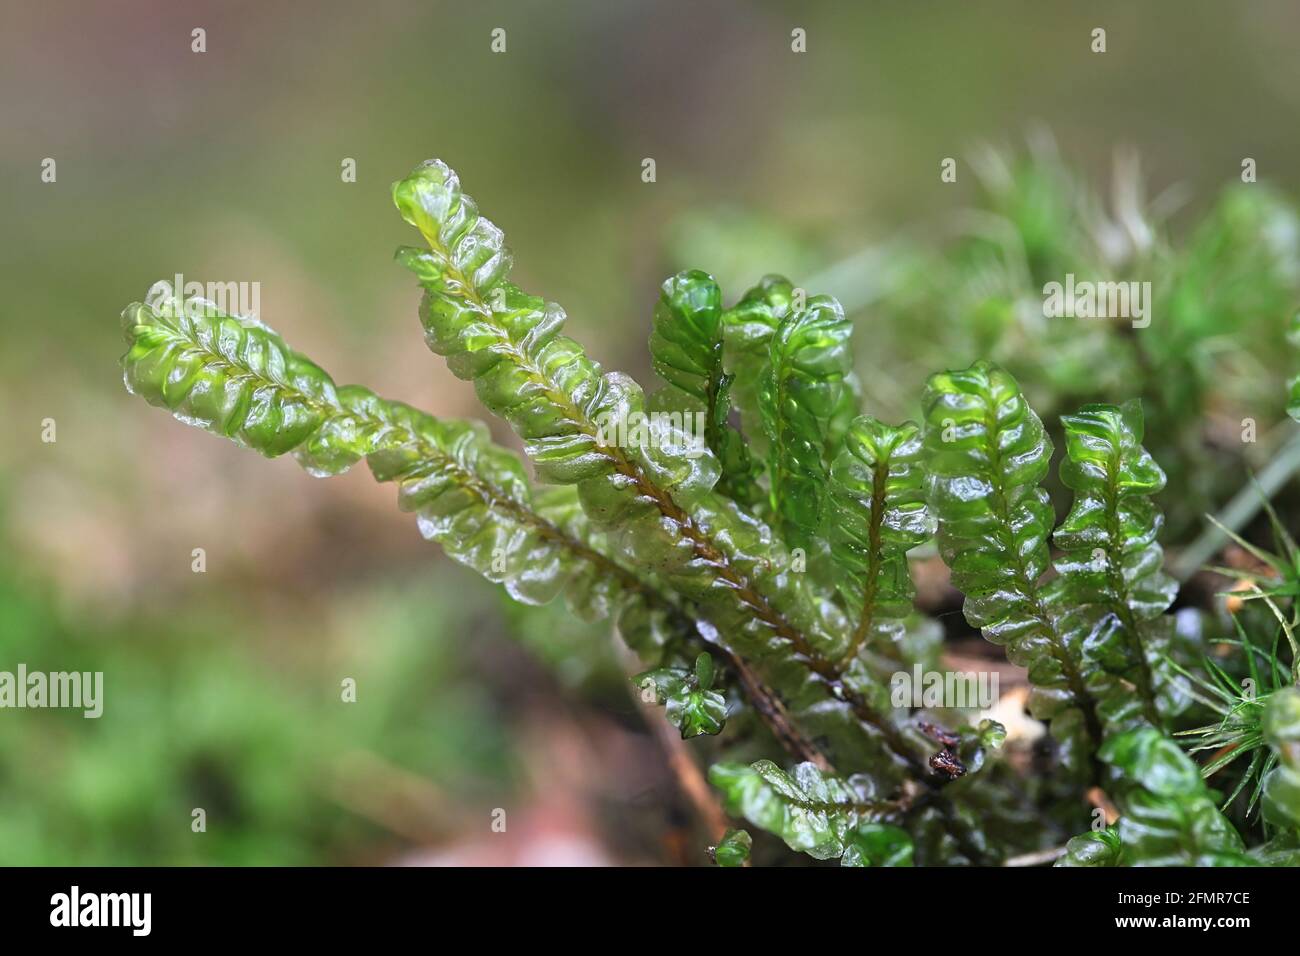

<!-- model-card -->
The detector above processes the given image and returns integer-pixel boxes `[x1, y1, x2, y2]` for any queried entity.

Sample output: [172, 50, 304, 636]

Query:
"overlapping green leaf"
[1052, 401, 1182, 726]
[1056, 729, 1252, 866]
[825, 416, 934, 663]
[712, 828, 752, 867]
[720, 275, 795, 463]
[649, 270, 758, 503]
[1057, 827, 1124, 867]
[119, 284, 675, 654]
[709, 759, 896, 862]
[839, 822, 915, 867]
[650, 270, 724, 402]
[634, 653, 727, 739]
[922, 361, 1105, 777]
[392, 160, 926, 783]
[113, 152, 1300, 868]
[758, 297, 856, 549]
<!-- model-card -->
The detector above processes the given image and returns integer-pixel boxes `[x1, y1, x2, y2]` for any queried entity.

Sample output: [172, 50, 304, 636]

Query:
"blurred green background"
[4, 0, 1300, 864]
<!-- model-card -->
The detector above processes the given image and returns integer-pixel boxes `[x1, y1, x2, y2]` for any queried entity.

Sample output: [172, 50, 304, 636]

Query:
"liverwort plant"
[119, 159, 1300, 866]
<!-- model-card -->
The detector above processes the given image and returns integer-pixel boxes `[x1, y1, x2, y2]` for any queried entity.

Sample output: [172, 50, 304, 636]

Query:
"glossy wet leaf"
[840, 823, 914, 867]
[119, 285, 681, 659]
[649, 271, 758, 503]
[1052, 401, 1182, 724]
[825, 416, 934, 663]
[709, 759, 887, 861]
[720, 275, 795, 463]
[113, 154, 1296, 869]
[712, 828, 751, 867]
[1057, 828, 1123, 867]
[1058, 729, 1252, 866]
[633, 664, 727, 738]
[759, 296, 857, 549]
[923, 361, 1099, 778]
[393, 159, 923, 790]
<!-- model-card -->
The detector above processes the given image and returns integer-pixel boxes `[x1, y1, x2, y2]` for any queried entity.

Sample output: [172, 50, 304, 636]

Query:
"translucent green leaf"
[721, 274, 795, 463]
[825, 416, 934, 663]
[712, 828, 751, 867]
[709, 759, 888, 861]
[393, 160, 927, 786]
[840, 822, 914, 867]
[1058, 729, 1253, 866]
[759, 296, 856, 549]
[633, 664, 727, 738]
[649, 271, 759, 503]
[650, 270, 724, 401]
[665, 691, 726, 738]
[939, 718, 1008, 778]
[1052, 401, 1181, 723]
[393, 161, 719, 504]
[922, 361, 1055, 641]
[1057, 828, 1123, 867]
[922, 361, 1101, 776]
[977, 718, 1007, 750]
[122, 286, 335, 458]
[120, 284, 677, 656]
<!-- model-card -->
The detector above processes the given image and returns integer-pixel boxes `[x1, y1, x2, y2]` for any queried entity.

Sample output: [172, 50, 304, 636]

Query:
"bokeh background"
[4, 0, 1300, 864]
